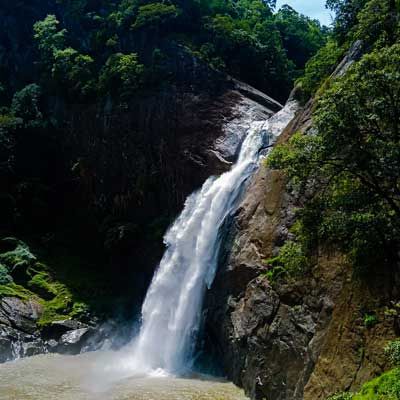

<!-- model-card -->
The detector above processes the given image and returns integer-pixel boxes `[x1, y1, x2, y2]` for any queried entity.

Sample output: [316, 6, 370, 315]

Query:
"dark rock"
[232, 79, 283, 112]
[333, 40, 364, 77]
[0, 297, 42, 334]
[57, 327, 93, 355]
[46, 339, 59, 353]
[0, 326, 14, 363]
[42, 319, 89, 340]
[22, 339, 45, 357]
[0, 324, 45, 361]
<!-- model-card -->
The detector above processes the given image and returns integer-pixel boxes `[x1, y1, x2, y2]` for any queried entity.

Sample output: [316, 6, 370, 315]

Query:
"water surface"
[0, 351, 248, 400]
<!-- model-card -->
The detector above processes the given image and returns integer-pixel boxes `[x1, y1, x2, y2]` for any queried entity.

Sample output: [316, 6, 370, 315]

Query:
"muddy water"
[0, 351, 248, 400]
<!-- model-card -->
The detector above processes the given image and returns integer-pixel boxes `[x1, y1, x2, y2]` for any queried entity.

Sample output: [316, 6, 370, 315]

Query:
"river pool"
[0, 351, 248, 400]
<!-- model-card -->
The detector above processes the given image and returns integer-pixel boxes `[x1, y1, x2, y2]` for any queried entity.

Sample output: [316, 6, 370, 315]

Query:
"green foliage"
[354, 0, 398, 47]
[274, 5, 328, 71]
[0, 238, 115, 326]
[52, 48, 95, 98]
[10, 84, 43, 127]
[328, 393, 354, 400]
[100, 53, 145, 98]
[33, 15, 66, 64]
[268, 44, 400, 272]
[385, 340, 400, 367]
[0, 238, 37, 272]
[326, 0, 368, 43]
[363, 313, 378, 328]
[0, 114, 22, 133]
[296, 39, 344, 102]
[327, 369, 400, 399]
[353, 368, 400, 400]
[0, 282, 33, 300]
[132, 3, 180, 30]
[27, 0, 328, 104]
[265, 241, 310, 282]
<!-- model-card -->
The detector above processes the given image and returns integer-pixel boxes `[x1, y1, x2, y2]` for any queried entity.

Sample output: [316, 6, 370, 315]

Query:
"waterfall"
[126, 101, 298, 376]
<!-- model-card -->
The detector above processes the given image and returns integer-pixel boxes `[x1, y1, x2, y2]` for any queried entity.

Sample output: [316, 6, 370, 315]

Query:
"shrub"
[0, 114, 22, 133]
[268, 44, 400, 274]
[265, 241, 310, 282]
[385, 340, 400, 367]
[353, 368, 400, 399]
[328, 393, 354, 400]
[363, 313, 378, 329]
[0, 238, 37, 279]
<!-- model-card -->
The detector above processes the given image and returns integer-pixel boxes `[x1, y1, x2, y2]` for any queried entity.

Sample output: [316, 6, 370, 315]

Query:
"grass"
[354, 368, 400, 400]
[328, 369, 400, 400]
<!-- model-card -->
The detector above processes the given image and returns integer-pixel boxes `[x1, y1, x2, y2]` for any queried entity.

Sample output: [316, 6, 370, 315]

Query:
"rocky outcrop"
[205, 94, 399, 399]
[0, 296, 125, 362]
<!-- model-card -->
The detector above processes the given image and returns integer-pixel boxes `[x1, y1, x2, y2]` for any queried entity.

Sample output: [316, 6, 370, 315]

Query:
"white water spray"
[125, 101, 298, 376]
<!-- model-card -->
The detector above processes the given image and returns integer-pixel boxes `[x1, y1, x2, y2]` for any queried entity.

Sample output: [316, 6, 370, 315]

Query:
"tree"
[274, 5, 328, 71]
[296, 39, 343, 101]
[132, 3, 180, 31]
[33, 15, 66, 65]
[11, 84, 43, 127]
[354, 0, 399, 46]
[52, 48, 95, 98]
[268, 44, 400, 270]
[326, 0, 368, 43]
[99, 53, 145, 98]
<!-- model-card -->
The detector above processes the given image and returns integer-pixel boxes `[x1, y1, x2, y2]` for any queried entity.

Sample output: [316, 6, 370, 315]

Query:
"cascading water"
[126, 101, 298, 376]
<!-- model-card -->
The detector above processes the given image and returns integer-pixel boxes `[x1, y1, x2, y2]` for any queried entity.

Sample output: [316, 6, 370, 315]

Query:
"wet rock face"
[0, 297, 43, 334]
[0, 298, 127, 361]
[57, 51, 278, 304]
[0, 299, 46, 362]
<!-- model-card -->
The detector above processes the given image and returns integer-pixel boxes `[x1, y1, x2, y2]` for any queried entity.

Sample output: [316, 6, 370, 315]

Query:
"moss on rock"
[0, 237, 115, 328]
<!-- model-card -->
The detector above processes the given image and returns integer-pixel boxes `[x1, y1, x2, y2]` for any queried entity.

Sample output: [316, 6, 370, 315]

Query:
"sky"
[275, 0, 334, 26]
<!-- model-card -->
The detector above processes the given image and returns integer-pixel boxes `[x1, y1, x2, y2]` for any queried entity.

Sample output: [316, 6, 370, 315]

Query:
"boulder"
[22, 339, 45, 357]
[42, 319, 89, 340]
[0, 297, 42, 334]
[57, 327, 93, 354]
[0, 326, 15, 362]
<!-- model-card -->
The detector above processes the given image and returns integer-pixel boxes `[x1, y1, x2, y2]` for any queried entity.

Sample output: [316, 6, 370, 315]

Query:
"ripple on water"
[0, 352, 249, 400]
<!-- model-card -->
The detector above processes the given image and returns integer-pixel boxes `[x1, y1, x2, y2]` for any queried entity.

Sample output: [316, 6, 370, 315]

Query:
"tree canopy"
[268, 0, 400, 275]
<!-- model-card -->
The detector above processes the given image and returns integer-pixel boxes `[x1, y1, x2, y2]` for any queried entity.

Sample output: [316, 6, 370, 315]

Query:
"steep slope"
[205, 40, 400, 400]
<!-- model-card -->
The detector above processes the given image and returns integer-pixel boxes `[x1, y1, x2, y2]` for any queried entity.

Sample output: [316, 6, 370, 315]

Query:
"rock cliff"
[205, 43, 400, 399]
[0, 40, 281, 361]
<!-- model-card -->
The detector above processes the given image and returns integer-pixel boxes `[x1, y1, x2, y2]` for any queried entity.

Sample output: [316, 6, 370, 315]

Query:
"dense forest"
[1, 0, 328, 104]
